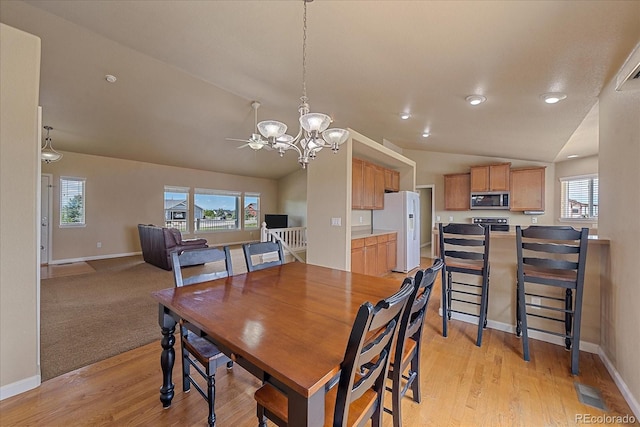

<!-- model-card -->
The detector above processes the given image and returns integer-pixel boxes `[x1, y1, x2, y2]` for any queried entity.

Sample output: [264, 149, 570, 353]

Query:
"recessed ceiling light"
[541, 92, 567, 104]
[422, 132, 430, 138]
[567, 154, 579, 158]
[465, 95, 486, 106]
[105, 74, 117, 83]
[400, 112, 411, 120]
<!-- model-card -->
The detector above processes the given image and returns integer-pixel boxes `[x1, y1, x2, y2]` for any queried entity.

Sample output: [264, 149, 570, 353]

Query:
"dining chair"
[515, 225, 589, 375]
[253, 279, 415, 427]
[385, 258, 444, 427]
[171, 246, 234, 427]
[438, 222, 491, 346]
[242, 240, 285, 272]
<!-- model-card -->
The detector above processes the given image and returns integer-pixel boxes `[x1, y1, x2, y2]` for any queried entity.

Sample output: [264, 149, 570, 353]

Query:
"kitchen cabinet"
[352, 158, 385, 210]
[444, 173, 470, 211]
[470, 163, 510, 192]
[352, 158, 364, 209]
[384, 169, 400, 192]
[510, 167, 546, 211]
[351, 232, 397, 276]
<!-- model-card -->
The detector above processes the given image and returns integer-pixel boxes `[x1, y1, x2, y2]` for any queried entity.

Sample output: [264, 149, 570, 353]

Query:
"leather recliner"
[137, 224, 208, 270]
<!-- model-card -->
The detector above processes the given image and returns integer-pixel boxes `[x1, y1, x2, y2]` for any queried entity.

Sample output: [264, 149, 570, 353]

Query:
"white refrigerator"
[373, 191, 421, 273]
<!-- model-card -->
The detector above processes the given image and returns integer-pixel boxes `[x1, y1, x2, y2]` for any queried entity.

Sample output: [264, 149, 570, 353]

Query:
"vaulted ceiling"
[2, 1, 639, 179]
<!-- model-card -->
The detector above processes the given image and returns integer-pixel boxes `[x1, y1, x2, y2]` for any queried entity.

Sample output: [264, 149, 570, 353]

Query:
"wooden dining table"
[151, 261, 403, 427]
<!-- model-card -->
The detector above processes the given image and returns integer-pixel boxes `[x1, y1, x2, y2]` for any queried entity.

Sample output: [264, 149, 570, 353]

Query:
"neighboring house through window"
[60, 177, 85, 227]
[244, 193, 260, 229]
[560, 174, 598, 220]
[164, 186, 189, 232]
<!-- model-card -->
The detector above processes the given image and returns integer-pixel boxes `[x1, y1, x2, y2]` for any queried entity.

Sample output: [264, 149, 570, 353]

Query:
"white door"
[41, 174, 53, 265]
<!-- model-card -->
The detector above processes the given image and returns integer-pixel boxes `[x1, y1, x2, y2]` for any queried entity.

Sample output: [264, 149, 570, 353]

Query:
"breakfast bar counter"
[433, 228, 609, 348]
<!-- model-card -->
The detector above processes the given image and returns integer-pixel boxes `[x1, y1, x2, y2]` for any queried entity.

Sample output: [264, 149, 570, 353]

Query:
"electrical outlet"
[436, 215, 441, 222]
[359, 216, 363, 224]
[97, 242, 102, 248]
[448, 216, 454, 222]
[531, 217, 538, 224]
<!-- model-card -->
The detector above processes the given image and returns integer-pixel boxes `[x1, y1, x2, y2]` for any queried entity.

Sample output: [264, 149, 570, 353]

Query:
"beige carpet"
[40, 255, 174, 381]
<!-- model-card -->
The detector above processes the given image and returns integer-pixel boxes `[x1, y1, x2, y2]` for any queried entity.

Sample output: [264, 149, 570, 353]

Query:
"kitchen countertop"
[432, 227, 609, 245]
[351, 229, 398, 239]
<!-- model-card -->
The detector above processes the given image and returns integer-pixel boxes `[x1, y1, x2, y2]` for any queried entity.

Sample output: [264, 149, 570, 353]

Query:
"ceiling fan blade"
[226, 137, 251, 143]
[236, 143, 251, 149]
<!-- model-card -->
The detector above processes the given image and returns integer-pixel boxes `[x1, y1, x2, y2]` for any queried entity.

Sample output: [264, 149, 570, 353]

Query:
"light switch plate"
[331, 217, 342, 226]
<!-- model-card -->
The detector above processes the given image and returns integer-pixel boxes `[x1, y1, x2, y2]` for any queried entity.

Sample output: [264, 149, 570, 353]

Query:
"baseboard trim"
[49, 251, 142, 265]
[598, 348, 640, 420]
[0, 374, 40, 401]
[438, 308, 599, 354]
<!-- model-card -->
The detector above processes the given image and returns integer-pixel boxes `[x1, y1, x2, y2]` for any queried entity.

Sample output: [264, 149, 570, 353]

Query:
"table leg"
[288, 387, 325, 427]
[158, 304, 176, 408]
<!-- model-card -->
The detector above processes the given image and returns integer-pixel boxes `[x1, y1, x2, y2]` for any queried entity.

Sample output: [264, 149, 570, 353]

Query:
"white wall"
[277, 168, 307, 227]
[0, 23, 41, 398]
[598, 45, 640, 415]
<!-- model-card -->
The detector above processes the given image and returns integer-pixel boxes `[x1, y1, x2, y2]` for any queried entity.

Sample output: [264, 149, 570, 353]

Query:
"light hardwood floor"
[3, 258, 637, 426]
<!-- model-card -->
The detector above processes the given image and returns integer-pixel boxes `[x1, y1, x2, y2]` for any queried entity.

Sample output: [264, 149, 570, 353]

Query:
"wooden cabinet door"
[373, 165, 385, 209]
[387, 233, 397, 271]
[444, 173, 471, 210]
[351, 248, 365, 274]
[363, 237, 378, 276]
[510, 167, 545, 211]
[363, 162, 376, 209]
[489, 163, 510, 191]
[470, 166, 489, 192]
[375, 234, 388, 276]
[384, 169, 400, 192]
[352, 159, 364, 209]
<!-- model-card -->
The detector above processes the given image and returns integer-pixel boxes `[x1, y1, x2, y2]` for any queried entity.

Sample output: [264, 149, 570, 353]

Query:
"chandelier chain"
[301, 0, 307, 102]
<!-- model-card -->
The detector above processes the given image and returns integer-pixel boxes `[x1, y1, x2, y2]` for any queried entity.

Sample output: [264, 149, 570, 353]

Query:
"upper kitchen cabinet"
[510, 166, 545, 212]
[470, 163, 511, 192]
[444, 173, 471, 210]
[352, 158, 385, 210]
[384, 168, 400, 192]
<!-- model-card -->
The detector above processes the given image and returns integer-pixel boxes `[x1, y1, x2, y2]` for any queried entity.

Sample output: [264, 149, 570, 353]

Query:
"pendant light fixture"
[41, 126, 63, 163]
[256, 0, 349, 168]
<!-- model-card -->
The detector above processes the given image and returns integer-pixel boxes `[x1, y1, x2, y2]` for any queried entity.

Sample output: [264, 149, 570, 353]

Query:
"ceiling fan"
[226, 101, 272, 151]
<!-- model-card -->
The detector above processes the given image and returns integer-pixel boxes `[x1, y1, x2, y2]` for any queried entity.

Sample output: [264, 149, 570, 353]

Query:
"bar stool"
[515, 225, 589, 375]
[438, 223, 490, 347]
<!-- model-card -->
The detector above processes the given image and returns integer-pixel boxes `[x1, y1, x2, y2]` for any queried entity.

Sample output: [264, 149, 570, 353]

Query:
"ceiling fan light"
[248, 141, 264, 150]
[257, 120, 287, 139]
[322, 128, 349, 146]
[299, 113, 331, 133]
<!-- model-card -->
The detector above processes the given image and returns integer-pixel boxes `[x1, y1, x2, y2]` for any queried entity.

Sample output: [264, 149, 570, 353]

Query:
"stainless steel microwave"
[470, 192, 510, 209]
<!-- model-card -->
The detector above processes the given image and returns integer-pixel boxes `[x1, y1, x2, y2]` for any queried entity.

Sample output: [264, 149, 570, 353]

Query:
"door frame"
[416, 184, 435, 258]
[41, 173, 53, 265]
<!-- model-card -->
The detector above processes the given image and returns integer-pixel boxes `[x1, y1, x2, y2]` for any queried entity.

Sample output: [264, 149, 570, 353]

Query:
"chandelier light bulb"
[257, 120, 287, 139]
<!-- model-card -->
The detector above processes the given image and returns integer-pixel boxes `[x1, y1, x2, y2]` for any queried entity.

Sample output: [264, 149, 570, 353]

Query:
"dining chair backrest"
[332, 279, 414, 426]
[396, 258, 444, 358]
[242, 241, 285, 272]
[171, 246, 233, 287]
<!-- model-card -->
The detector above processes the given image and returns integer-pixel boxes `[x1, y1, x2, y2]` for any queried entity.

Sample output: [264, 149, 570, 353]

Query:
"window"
[165, 186, 189, 232]
[560, 175, 598, 219]
[194, 188, 241, 231]
[244, 193, 260, 229]
[60, 177, 85, 227]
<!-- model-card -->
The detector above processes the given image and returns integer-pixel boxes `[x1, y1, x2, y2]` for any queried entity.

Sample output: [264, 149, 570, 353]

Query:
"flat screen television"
[265, 214, 288, 229]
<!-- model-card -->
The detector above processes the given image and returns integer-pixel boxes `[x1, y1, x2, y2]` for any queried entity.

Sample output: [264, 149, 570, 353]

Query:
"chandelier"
[41, 126, 63, 163]
[256, 0, 349, 168]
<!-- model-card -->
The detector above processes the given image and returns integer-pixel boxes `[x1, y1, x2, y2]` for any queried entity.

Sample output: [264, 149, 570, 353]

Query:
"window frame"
[243, 192, 261, 230]
[559, 174, 598, 222]
[194, 188, 242, 233]
[60, 176, 86, 227]
[164, 186, 190, 232]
